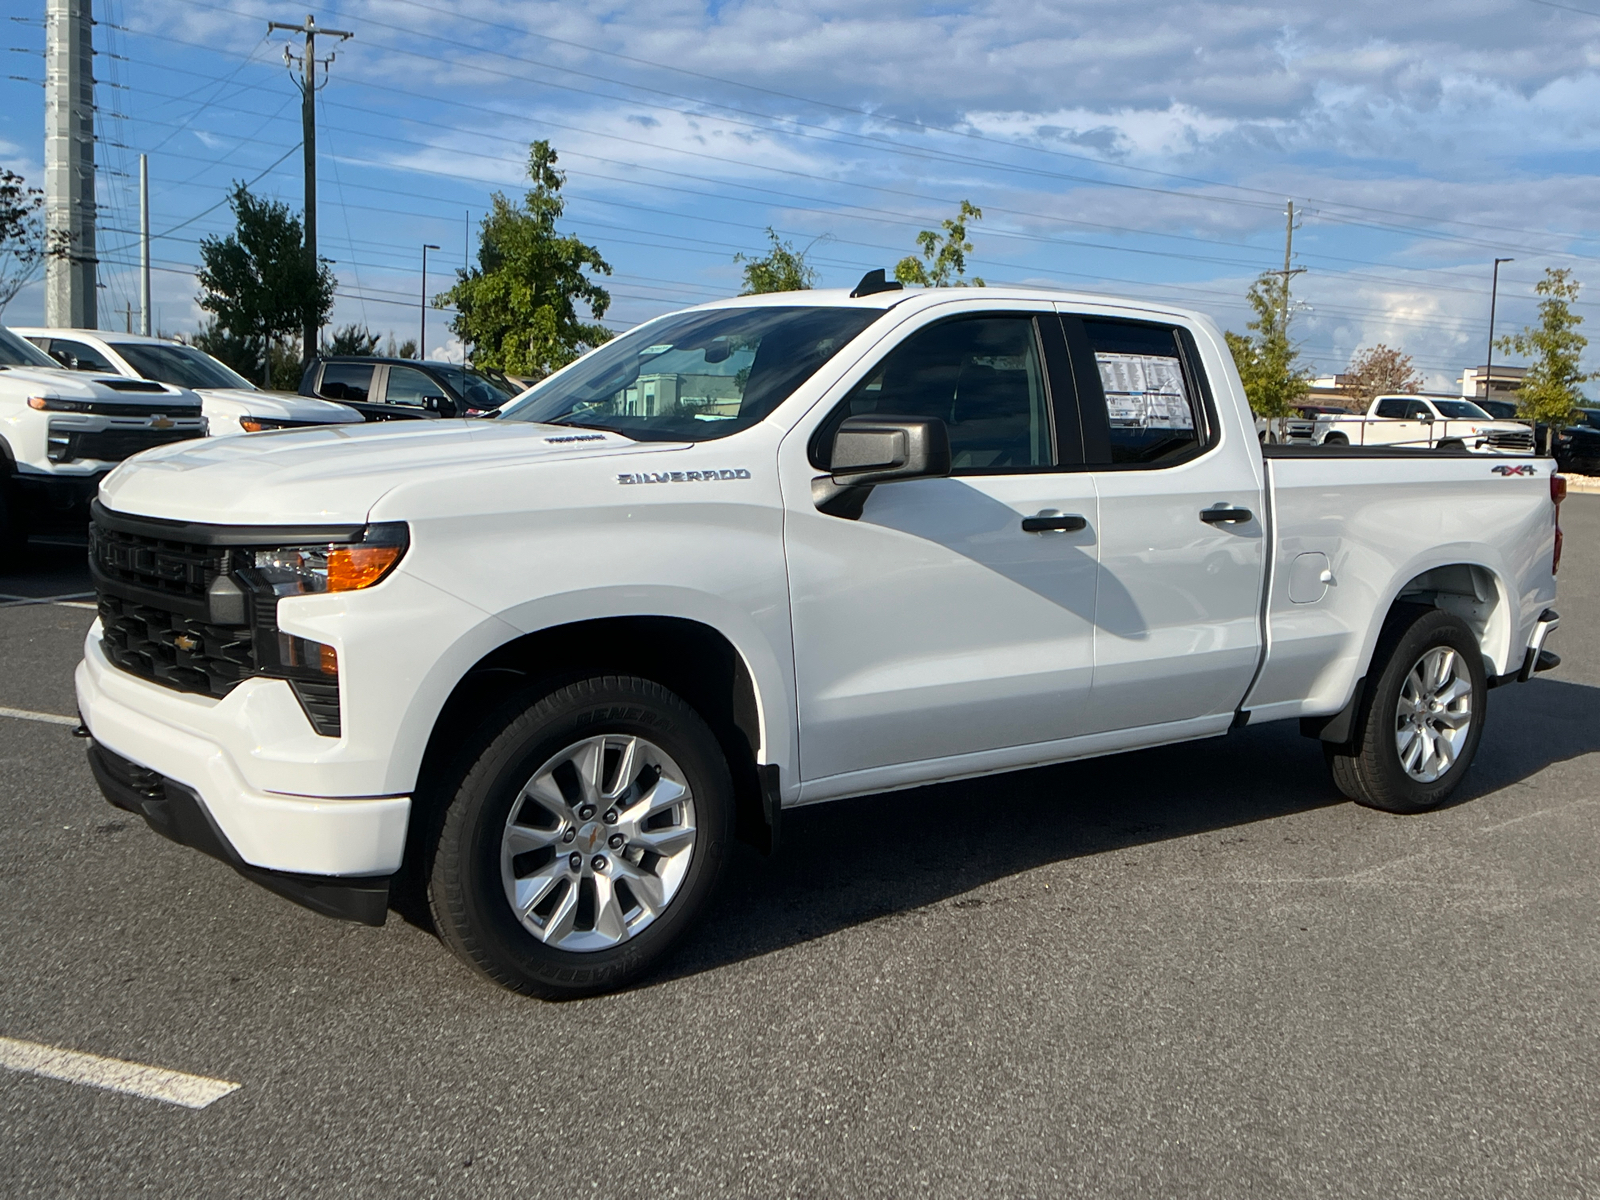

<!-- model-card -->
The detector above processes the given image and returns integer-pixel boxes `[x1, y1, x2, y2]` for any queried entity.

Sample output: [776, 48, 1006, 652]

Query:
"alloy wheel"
[1394, 646, 1474, 784]
[499, 734, 697, 952]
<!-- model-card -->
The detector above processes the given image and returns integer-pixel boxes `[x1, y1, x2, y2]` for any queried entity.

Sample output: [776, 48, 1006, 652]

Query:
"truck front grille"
[90, 522, 227, 603]
[1487, 430, 1535, 452]
[48, 426, 200, 464]
[90, 509, 344, 737]
[97, 593, 256, 698]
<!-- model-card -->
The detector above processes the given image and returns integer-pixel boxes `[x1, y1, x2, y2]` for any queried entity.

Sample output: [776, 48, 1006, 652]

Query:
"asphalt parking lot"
[3, 505, 1599, 1199]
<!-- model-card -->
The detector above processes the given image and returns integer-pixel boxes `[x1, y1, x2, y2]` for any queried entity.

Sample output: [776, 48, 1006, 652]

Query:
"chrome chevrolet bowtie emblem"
[173, 634, 199, 652]
[149, 415, 174, 430]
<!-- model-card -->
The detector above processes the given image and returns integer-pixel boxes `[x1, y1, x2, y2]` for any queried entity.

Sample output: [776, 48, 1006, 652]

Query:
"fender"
[385, 585, 797, 804]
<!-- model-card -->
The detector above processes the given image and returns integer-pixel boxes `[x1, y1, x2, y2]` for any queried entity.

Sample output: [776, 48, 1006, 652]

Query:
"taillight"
[1552, 473, 1566, 574]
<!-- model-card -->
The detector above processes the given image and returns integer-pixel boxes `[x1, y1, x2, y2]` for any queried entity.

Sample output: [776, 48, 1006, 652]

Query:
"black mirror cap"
[849, 268, 904, 299]
[830, 415, 951, 485]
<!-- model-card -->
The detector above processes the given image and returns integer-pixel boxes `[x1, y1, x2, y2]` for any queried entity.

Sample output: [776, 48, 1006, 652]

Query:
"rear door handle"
[1021, 512, 1087, 533]
[1199, 506, 1253, 524]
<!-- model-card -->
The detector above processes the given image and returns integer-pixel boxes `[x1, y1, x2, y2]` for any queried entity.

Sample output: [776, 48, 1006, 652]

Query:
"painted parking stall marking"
[0, 706, 79, 727]
[0, 1036, 240, 1109]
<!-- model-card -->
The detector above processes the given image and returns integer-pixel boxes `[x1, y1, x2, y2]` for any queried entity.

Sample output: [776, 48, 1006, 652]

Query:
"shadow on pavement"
[652, 675, 1600, 985]
[0, 536, 91, 598]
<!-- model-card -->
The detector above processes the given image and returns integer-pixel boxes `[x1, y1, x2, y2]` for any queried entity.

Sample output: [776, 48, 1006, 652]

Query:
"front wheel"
[1326, 609, 1486, 813]
[427, 675, 733, 998]
[1323, 431, 1349, 446]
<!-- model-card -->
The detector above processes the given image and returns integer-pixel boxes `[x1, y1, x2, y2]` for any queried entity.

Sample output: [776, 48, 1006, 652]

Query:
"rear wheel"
[427, 675, 733, 998]
[1437, 438, 1465, 452]
[1326, 609, 1486, 813]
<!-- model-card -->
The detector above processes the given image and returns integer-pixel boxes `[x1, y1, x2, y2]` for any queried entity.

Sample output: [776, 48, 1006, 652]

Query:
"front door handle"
[1021, 512, 1087, 533]
[1199, 506, 1253, 524]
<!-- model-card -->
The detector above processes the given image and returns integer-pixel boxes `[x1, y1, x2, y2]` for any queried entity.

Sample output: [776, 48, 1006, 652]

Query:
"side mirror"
[1418, 411, 1433, 423]
[422, 394, 460, 418]
[813, 415, 951, 518]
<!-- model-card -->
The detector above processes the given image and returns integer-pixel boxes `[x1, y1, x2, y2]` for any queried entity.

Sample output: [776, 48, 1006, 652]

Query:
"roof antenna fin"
[849, 268, 904, 299]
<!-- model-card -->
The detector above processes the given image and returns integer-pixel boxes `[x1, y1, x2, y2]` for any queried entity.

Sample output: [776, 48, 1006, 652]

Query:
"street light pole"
[1485, 257, 1514, 405]
[420, 243, 440, 359]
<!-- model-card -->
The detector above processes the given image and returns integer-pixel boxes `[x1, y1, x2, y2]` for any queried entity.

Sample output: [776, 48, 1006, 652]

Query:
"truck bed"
[1245, 448, 1559, 726]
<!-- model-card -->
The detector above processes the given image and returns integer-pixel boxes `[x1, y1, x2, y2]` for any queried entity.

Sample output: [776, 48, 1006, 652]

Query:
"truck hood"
[196, 388, 364, 424]
[1, 365, 197, 404]
[98, 419, 682, 525]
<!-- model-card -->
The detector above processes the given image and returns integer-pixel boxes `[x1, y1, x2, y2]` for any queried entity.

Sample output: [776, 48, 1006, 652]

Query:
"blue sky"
[5, 0, 1600, 390]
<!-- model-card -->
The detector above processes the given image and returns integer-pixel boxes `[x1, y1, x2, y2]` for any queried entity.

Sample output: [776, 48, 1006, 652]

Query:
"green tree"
[1225, 272, 1311, 435]
[895, 200, 985, 288]
[195, 184, 335, 385]
[734, 228, 820, 294]
[324, 323, 380, 355]
[1497, 267, 1596, 430]
[0, 168, 44, 314]
[439, 140, 612, 380]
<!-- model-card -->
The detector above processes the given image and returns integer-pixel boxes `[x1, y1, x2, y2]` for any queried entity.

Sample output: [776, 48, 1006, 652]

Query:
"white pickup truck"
[75, 279, 1564, 998]
[14, 327, 364, 436]
[0, 326, 205, 555]
[1318, 394, 1536, 452]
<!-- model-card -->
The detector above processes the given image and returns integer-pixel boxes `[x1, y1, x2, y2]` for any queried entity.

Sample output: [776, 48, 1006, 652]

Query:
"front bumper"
[76, 634, 409, 887]
[88, 741, 392, 925]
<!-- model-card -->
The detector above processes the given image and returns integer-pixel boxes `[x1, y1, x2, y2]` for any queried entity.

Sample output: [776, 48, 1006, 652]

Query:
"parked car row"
[0, 324, 530, 559]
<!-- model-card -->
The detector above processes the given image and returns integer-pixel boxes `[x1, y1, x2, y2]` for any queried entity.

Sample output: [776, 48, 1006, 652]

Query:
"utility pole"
[267, 13, 352, 362]
[420, 243, 439, 358]
[44, 0, 97, 328]
[138, 153, 150, 336]
[1484, 257, 1514, 404]
[1272, 199, 1307, 330]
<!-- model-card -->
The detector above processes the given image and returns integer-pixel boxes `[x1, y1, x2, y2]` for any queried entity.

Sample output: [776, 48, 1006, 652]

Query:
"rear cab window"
[317, 362, 374, 402]
[1061, 315, 1212, 468]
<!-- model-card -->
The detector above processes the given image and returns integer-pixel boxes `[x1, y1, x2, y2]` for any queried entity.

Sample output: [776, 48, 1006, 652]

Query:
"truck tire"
[1325, 608, 1486, 814]
[1437, 438, 1465, 453]
[427, 675, 733, 998]
[1323, 432, 1349, 446]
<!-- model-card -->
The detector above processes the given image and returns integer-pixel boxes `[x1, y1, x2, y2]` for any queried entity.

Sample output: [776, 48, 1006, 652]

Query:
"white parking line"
[0, 706, 79, 727]
[0, 592, 96, 610]
[0, 1036, 240, 1109]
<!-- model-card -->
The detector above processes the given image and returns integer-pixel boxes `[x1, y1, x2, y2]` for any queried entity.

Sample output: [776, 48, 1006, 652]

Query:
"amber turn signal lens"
[326, 544, 404, 592]
[27, 396, 47, 410]
[319, 643, 339, 676]
[240, 417, 265, 432]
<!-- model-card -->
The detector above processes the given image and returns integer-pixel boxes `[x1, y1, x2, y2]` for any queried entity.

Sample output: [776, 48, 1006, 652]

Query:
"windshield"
[427, 364, 514, 410]
[499, 306, 880, 440]
[0, 326, 62, 369]
[112, 342, 255, 390]
[1434, 400, 1491, 419]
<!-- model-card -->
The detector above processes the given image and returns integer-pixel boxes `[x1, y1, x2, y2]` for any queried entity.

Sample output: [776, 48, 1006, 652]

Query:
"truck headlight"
[253, 522, 409, 596]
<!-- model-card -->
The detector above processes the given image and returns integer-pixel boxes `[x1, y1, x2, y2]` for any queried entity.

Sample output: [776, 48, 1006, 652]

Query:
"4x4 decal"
[1491, 464, 1538, 476]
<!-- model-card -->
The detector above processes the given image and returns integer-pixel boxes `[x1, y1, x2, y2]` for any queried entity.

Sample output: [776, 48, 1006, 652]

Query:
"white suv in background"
[15, 329, 364, 436]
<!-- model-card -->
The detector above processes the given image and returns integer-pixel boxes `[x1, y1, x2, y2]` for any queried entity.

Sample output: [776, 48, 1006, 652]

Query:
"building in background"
[1460, 364, 1526, 403]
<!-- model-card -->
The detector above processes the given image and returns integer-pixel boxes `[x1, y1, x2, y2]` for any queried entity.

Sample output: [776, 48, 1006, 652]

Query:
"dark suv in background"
[300, 357, 518, 420]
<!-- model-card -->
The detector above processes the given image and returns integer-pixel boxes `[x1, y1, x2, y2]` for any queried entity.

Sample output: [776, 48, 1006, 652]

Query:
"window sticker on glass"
[1096, 353, 1194, 430]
